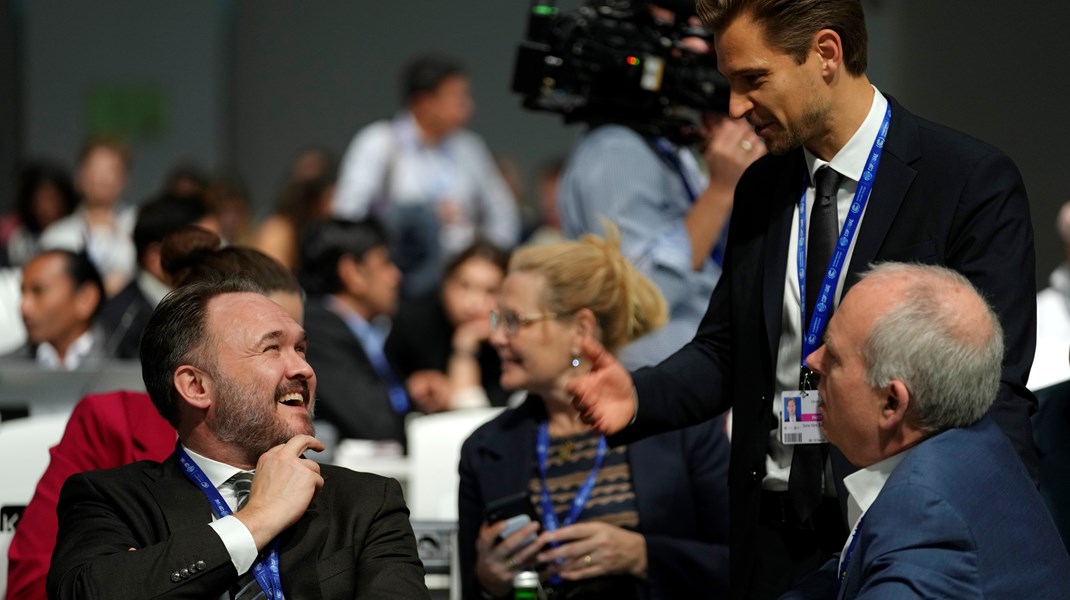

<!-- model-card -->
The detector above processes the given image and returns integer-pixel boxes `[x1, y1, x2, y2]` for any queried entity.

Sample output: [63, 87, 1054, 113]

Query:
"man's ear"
[879, 379, 911, 431]
[813, 27, 844, 77]
[174, 364, 214, 411]
[73, 283, 101, 322]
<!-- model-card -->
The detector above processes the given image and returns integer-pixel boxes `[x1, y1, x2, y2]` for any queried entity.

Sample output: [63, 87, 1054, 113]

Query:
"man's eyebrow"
[256, 330, 285, 346]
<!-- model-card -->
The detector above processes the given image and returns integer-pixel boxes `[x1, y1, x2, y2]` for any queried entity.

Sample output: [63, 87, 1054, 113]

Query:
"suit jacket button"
[171, 572, 182, 583]
[180, 568, 190, 579]
[196, 560, 207, 571]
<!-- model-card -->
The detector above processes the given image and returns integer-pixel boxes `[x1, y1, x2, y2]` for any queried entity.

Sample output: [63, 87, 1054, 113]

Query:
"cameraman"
[558, 7, 764, 368]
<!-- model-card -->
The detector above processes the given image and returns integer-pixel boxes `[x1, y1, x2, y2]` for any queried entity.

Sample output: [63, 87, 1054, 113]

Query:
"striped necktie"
[226, 472, 266, 600]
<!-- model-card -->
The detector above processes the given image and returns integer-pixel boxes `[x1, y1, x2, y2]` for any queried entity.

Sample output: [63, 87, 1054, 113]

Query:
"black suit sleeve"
[47, 472, 236, 600]
[943, 148, 1038, 477]
[457, 435, 488, 600]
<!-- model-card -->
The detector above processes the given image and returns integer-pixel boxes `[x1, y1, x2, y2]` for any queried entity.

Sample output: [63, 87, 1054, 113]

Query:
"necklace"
[560, 440, 574, 461]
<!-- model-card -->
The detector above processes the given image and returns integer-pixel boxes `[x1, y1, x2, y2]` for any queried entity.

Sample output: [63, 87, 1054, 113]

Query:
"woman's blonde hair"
[508, 224, 667, 354]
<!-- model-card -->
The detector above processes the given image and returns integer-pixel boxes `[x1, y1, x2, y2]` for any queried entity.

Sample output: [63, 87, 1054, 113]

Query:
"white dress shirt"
[838, 449, 911, 571]
[36, 328, 96, 370]
[766, 87, 890, 490]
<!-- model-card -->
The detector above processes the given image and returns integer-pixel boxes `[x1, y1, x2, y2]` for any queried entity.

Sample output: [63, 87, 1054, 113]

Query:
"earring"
[571, 356, 581, 368]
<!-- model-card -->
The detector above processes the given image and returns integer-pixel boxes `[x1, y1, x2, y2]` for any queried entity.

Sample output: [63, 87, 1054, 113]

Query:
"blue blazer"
[458, 397, 730, 600]
[783, 418, 1070, 600]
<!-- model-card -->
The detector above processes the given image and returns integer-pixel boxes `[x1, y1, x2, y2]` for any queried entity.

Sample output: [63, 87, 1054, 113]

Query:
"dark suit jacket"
[620, 97, 1037, 597]
[100, 278, 155, 360]
[782, 418, 1070, 600]
[458, 397, 730, 600]
[7, 391, 174, 600]
[304, 300, 407, 444]
[47, 452, 429, 600]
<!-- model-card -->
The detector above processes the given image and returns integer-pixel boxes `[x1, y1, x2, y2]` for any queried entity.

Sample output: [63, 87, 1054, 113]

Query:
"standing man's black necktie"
[227, 472, 266, 600]
[790, 165, 842, 522]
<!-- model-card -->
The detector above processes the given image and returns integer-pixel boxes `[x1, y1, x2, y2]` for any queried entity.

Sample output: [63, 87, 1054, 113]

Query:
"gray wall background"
[5, 0, 1069, 286]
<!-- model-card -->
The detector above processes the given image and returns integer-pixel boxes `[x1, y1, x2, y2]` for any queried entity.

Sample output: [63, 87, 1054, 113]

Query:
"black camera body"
[511, 0, 729, 145]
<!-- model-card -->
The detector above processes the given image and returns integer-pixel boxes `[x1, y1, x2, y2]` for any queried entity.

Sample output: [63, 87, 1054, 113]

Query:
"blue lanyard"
[798, 105, 891, 364]
[536, 423, 608, 585]
[837, 516, 865, 593]
[652, 137, 728, 266]
[176, 444, 284, 600]
[328, 298, 410, 414]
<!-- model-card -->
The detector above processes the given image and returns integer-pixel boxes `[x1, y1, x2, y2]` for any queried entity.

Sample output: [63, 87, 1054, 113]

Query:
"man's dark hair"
[16, 159, 79, 234]
[400, 54, 467, 104]
[34, 250, 106, 317]
[133, 193, 212, 264]
[697, 0, 868, 76]
[140, 277, 266, 427]
[78, 135, 131, 169]
[298, 218, 389, 296]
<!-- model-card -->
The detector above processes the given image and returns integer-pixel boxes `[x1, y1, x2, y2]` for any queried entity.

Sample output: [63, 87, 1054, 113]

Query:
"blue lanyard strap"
[837, 516, 865, 593]
[176, 443, 285, 599]
[798, 105, 892, 365]
[536, 423, 608, 585]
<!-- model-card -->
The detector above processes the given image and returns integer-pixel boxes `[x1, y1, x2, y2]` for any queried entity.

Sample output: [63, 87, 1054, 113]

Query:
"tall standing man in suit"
[567, 1, 1037, 598]
[784, 263, 1070, 599]
[48, 277, 429, 599]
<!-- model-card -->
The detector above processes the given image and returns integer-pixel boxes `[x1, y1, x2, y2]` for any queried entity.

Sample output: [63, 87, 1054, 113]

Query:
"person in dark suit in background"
[567, 1, 1037, 598]
[298, 217, 409, 445]
[784, 263, 1070, 599]
[47, 277, 428, 599]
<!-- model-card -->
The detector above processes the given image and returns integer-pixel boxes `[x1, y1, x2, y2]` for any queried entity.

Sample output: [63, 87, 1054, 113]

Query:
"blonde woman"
[458, 230, 730, 599]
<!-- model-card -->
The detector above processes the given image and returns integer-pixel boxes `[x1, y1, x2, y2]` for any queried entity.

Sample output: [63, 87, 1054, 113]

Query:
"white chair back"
[406, 407, 503, 521]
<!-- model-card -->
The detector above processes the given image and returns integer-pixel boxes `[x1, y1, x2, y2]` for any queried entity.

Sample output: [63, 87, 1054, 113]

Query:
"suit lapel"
[476, 401, 538, 505]
[762, 152, 806, 364]
[148, 453, 217, 532]
[845, 98, 920, 290]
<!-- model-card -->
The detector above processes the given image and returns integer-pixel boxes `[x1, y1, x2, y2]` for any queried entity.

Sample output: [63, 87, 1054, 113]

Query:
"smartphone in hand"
[485, 491, 538, 547]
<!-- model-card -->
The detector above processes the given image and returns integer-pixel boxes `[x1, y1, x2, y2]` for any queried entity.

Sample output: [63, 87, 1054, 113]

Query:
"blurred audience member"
[289, 145, 338, 185]
[333, 53, 519, 297]
[3, 250, 110, 369]
[524, 157, 566, 246]
[255, 175, 336, 272]
[5, 232, 303, 600]
[40, 137, 135, 297]
[100, 193, 219, 359]
[205, 172, 255, 245]
[0, 266, 25, 353]
[459, 230, 729, 599]
[1031, 201, 1070, 390]
[386, 240, 511, 412]
[1, 160, 79, 267]
[299, 218, 408, 445]
[160, 161, 209, 197]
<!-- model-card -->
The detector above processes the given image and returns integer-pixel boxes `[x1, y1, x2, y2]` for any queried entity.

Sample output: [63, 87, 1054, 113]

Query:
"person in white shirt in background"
[1030, 201, 1070, 390]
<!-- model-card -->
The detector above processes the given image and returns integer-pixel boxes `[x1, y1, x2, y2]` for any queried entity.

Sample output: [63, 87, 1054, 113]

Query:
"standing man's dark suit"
[48, 452, 426, 599]
[304, 300, 407, 445]
[617, 96, 1036, 596]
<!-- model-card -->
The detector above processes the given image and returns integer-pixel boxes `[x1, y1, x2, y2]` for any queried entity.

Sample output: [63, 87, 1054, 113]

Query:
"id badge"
[780, 390, 826, 444]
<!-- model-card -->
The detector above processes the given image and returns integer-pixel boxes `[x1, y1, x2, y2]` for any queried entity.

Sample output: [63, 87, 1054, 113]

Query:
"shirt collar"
[842, 446, 911, 528]
[36, 328, 95, 370]
[137, 270, 171, 307]
[181, 444, 246, 490]
[804, 86, 889, 184]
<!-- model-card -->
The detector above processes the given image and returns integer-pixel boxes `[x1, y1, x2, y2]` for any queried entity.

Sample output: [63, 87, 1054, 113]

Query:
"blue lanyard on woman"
[176, 443, 284, 599]
[798, 104, 892, 363]
[535, 422, 608, 585]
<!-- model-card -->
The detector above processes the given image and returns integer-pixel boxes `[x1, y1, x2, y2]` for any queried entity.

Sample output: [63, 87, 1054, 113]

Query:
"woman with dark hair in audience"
[458, 229, 730, 600]
[1, 160, 79, 267]
[254, 149, 338, 272]
[386, 239, 511, 412]
[5, 228, 302, 600]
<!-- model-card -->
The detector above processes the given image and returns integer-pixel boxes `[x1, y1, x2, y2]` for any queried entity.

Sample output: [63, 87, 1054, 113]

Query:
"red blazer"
[6, 390, 175, 600]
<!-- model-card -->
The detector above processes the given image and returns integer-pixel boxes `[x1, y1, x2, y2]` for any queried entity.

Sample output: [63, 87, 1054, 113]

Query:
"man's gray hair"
[859, 263, 1003, 433]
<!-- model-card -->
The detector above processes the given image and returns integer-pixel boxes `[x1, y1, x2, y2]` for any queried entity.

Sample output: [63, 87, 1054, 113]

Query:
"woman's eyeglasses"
[489, 310, 566, 335]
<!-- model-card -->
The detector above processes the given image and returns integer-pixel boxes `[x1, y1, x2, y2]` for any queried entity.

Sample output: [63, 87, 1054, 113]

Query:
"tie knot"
[815, 166, 843, 202]
[226, 471, 254, 510]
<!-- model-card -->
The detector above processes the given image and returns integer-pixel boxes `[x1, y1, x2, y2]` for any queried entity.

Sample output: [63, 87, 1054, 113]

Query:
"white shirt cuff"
[208, 515, 259, 574]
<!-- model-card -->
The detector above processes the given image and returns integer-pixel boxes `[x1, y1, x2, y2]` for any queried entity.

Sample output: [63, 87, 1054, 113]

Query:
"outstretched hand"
[566, 337, 636, 435]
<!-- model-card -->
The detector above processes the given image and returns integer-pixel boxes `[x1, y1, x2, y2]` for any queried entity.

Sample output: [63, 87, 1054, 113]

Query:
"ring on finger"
[740, 139, 754, 152]
[506, 556, 519, 570]
[583, 554, 593, 565]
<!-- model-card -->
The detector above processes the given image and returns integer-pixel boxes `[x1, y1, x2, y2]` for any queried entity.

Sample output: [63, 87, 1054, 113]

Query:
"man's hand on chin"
[234, 434, 325, 549]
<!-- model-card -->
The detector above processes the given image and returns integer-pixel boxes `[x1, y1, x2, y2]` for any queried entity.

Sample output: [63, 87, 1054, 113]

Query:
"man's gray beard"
[211, 372, 315, 463]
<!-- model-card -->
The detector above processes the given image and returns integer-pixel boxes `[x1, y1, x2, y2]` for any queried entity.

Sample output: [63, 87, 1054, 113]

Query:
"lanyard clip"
[799, 367, 818, 392]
